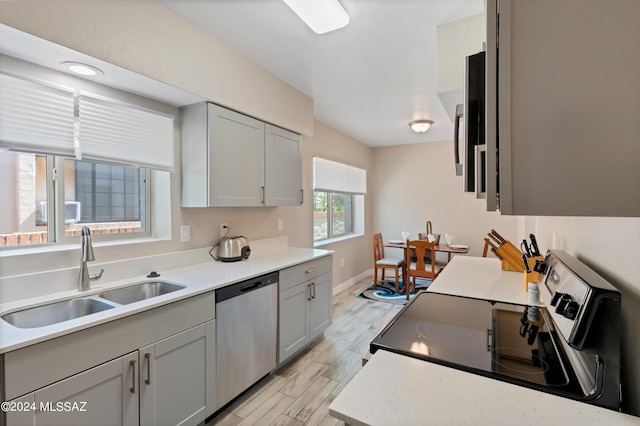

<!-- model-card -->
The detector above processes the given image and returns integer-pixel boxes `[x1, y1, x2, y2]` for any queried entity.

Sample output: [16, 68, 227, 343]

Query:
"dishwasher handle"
[241, 282, 262, 293]
[216, 271, 278, 303]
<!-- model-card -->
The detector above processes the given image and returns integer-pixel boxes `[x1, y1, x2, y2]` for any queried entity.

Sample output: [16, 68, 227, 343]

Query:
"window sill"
[0, 235, 170, 258]
[314, 233, 363, 247]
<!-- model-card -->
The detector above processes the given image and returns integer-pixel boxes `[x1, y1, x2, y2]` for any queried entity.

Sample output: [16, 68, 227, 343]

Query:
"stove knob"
[550, 292, 563, 307]
[533, 260, 547, 274]
[555, 294, 572, 315]
[563, 301, 580, 320]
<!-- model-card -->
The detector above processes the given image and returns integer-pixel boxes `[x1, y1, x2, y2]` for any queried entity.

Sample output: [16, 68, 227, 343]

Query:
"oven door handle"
[486, 329, 493, 351]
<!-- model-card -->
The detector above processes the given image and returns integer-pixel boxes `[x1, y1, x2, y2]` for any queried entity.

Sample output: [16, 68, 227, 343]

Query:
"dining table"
[384, 240, 470, 263]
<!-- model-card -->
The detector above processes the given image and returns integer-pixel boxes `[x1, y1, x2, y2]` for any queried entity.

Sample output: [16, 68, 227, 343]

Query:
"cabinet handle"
[300, 189, 304, 204]
[130, 360, 137, 394]
[261, 186, 265, 205]
[305, 267, 317, 274]
[307, 284, 312, 301]
[486, 329, 493, 352]
[454, 103, 464, 176]
[311, 282, 316, 299]
[145, 353, 151, 385]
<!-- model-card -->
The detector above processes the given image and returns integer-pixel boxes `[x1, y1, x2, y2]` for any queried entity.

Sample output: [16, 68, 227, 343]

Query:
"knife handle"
[490, 229, 507, 244]
[529, 234, 541, 256]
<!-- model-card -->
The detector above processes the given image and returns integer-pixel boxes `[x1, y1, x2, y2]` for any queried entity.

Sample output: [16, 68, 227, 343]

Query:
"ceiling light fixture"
[60, 61, 104, 77]
[282, 0, 349, 34]
[409, 119, 434, 133]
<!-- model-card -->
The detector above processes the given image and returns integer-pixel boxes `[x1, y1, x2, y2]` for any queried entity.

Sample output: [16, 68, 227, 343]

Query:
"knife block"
[496, 241, 527, 272]
[523, 255, 544, 290]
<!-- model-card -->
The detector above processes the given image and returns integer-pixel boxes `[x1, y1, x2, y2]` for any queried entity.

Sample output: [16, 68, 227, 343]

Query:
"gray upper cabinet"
[265, 124, 302, 206]
[487, 0, 640, 216]
[181, 102, 302, 207]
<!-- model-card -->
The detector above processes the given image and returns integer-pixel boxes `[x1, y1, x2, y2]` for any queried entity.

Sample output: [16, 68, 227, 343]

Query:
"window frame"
[313, 191, 355, 242]
[54, 156, 153, 244]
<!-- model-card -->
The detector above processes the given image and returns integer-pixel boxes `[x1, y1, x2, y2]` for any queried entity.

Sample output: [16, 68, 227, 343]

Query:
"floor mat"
[358, 278, 431, 305]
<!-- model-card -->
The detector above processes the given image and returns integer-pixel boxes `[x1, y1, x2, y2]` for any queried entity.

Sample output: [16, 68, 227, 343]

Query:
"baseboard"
[333, 269, 373, 295]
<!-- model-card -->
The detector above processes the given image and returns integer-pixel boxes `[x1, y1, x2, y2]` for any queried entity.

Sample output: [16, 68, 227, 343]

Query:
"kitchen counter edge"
[0, 246, 333, 354]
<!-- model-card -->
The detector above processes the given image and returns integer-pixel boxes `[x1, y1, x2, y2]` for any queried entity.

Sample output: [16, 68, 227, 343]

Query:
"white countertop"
[330, 350, 640, 426]
[329, 256, 640, 425]
[427, 255, 533, 305]
[0, 245, 332, 354]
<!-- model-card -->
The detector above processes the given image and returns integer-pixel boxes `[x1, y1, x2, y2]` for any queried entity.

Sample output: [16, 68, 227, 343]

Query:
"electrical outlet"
[552, 232, 559, 249]
[277, 219, 283, 231]
[220, 223, 229, 237]
[180, 225, 190, 242]
[341, 258, 344, 267]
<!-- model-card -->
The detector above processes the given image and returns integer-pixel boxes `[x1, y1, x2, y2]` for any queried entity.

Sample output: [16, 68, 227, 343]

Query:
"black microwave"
[454, 51, 486, 198]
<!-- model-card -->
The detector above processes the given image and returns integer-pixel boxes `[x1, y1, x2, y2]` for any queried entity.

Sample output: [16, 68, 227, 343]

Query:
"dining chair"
[372, 233, 404, 294]
[403, 239, 445, 300]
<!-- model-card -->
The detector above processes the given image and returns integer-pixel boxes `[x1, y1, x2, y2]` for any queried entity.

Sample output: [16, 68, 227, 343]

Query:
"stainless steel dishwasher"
[215, 272, 278, 410]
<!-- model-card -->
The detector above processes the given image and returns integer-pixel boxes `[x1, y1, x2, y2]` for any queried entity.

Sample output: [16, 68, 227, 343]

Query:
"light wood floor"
[207, 276, 403, 426]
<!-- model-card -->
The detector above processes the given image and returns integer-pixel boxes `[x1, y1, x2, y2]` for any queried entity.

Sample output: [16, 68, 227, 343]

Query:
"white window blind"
[78, 95, 175, 172]
[0, 72, 75, 156]
[313, 157, 367, 195]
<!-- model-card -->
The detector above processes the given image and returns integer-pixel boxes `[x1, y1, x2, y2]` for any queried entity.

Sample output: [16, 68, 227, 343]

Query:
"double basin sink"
[2, 281, 186, 329]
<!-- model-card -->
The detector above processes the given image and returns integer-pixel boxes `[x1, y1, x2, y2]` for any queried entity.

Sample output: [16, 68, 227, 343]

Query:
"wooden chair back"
[404, 239, 439, 280]
[372, 233, 385, 261]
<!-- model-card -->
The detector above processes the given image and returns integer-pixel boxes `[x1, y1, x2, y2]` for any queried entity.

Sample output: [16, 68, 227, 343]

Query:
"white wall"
[372, 140, 519, 262]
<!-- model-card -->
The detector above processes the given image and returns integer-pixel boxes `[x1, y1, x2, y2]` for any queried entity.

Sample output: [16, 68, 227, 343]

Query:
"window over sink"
[0, 152, 151, 247]
[0, 68, 173, 248]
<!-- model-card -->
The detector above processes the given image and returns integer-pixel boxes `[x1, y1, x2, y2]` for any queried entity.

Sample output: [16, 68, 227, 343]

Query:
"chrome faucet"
[78, 226, 104, 291]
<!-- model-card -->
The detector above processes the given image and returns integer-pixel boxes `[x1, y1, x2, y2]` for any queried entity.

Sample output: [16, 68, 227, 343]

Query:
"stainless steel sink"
[99, 281, 186, 305]
[1, 298, 115, 329]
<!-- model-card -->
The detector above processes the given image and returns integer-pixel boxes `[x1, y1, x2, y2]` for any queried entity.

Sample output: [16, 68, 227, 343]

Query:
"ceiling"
[157, 0, 484, 147]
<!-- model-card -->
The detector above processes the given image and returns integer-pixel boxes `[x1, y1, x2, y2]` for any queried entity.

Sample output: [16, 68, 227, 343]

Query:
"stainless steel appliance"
[370, 250, 622, 410]
[215, 272, 277, 410]
[454, 51, 486, 198]
[211, 235, 251, 262]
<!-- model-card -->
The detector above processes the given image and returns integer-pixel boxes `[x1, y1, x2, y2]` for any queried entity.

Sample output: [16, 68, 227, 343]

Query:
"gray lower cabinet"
[6, 352, 138, 426]
[278, 256, 333, 365]
[6, 322, 212, 426]
[307, 275, 332, 339]
[3, 293, 217, 426]
[139, 324, 208, 426]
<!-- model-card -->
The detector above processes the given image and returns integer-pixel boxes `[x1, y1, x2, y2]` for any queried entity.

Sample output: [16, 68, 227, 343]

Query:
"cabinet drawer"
[279, 256, 332, 291]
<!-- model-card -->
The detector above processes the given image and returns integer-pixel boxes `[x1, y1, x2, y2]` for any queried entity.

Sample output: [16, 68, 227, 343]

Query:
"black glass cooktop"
[370, 292, 583, 395]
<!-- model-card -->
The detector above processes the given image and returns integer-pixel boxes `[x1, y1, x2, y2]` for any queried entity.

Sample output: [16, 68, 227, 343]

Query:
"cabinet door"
[5, 394, 35, 426]
[308, 272, 333, 340]
[264, 124, 302, 206]
[278, 282, 311, 364]
[494, 0, 640, 216]
[208, 103, 265, 207]
[140, 324, 207, 426]
[30, 352, 138, 426]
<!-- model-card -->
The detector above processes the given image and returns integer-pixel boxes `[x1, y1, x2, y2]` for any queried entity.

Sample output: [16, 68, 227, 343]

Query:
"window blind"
[313, 157, 367, 195]
[0, 72, 75, 156]
[78, 95, 175, 172]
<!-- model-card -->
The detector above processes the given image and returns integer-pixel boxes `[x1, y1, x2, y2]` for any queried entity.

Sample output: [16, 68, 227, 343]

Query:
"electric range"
[369, 250, 622, 410]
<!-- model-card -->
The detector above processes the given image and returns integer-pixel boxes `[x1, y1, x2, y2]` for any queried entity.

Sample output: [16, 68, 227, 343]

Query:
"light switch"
[180, 225, 190, 242]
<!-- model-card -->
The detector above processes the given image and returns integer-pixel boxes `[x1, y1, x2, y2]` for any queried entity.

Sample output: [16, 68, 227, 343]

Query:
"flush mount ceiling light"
[282, 0, 349, 34]
[60, 61, 104, 77]
[409, 119, 434, 133]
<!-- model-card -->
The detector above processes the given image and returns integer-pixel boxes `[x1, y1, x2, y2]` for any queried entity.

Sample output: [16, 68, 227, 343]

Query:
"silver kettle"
[212, 235, 251, 262]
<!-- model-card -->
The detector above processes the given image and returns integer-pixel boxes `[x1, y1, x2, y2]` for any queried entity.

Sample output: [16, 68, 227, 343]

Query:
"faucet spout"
[78, 226, 103, 291]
